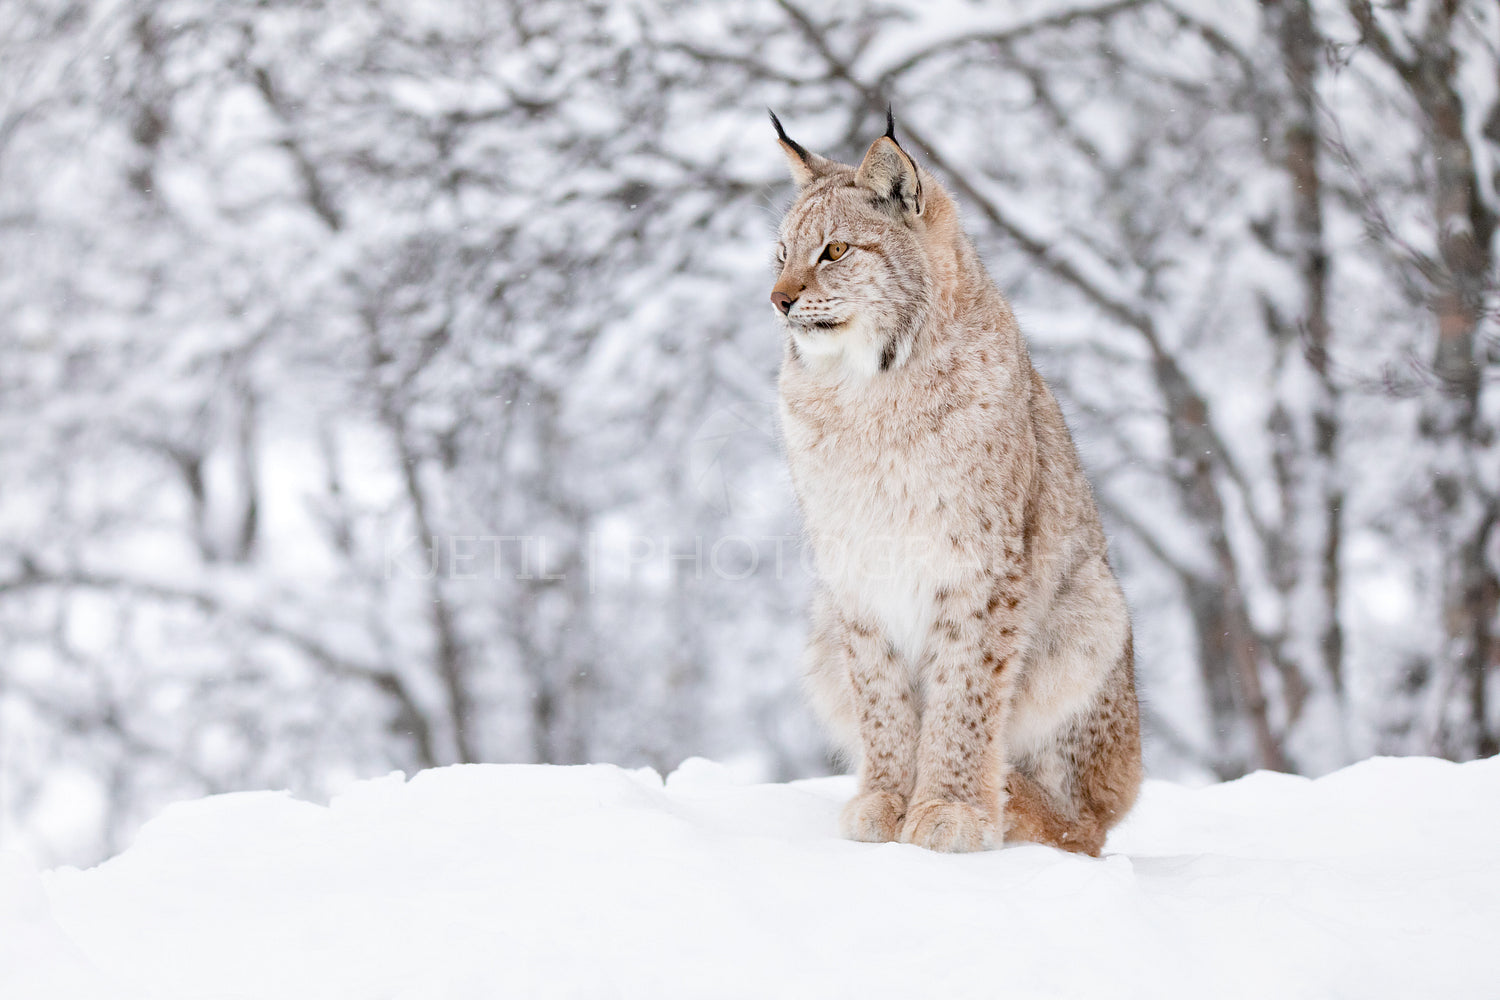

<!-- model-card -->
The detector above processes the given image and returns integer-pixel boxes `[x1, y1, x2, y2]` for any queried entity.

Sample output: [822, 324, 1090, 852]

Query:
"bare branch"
[1097, 491, 1210, 585]
[0, 564, 439, 767]
[869, 0, 1153, 87]
[1345, 0, 1419, 79]
[663, 40, 834, 86]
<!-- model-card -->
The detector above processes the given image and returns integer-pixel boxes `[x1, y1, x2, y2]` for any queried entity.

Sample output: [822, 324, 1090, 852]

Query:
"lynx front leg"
[901, 582, 1024, 853]
[837, 616, 921, 843]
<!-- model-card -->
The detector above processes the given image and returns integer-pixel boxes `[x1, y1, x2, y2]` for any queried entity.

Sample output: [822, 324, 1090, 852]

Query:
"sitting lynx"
[770, 112, 1141, 855]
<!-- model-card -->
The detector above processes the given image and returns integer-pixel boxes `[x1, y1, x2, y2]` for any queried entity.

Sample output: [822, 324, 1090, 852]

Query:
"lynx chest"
[778, 377, 1001, 667]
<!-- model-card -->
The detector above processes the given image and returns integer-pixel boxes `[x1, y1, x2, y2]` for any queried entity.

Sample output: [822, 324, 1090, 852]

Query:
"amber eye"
[822, 241, 848, 262]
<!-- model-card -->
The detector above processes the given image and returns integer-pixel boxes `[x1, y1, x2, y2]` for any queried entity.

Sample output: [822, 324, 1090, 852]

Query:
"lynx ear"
[769, 109, 834, 189]
[855, 122, 923, 218]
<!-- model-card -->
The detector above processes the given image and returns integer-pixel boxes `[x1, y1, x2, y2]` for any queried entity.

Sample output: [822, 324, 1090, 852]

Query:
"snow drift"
[5, 755, 1498, 999]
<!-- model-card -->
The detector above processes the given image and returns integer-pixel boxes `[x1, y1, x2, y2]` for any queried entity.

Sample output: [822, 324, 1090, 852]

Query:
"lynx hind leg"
[1005, 635, 1142, 857]
[1077, 635, 1143, 834]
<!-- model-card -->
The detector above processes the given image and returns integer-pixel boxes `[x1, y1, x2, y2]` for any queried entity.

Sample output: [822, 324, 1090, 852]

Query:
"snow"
[5, 754, 1499, 999]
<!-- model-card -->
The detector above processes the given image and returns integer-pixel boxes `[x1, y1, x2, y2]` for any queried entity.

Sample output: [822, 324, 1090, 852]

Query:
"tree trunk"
[1261, 0, 1345, 732]
[1344, 0, 1499, 758]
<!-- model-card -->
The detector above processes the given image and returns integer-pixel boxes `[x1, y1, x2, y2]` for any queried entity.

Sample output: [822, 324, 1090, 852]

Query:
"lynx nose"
[770, 290, 797, 315]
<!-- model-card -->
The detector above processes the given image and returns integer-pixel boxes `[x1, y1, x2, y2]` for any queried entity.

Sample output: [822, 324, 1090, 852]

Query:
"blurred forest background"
[2, 0, 1497, 865]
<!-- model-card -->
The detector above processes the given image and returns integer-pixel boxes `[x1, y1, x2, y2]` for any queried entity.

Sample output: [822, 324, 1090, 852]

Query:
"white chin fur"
[790, 315, 900, 379]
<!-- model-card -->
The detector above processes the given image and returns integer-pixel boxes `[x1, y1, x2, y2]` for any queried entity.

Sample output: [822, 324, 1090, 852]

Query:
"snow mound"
[7, 755, 1499, 999]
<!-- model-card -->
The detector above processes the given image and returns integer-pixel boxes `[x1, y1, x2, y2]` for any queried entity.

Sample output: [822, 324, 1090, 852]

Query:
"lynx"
[770, 112, 1142, 855]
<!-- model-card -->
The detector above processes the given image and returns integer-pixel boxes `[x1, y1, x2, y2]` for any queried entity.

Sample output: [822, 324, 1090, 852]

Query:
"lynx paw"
[899, 799, 989, 853]
[840, 790, 907, 843]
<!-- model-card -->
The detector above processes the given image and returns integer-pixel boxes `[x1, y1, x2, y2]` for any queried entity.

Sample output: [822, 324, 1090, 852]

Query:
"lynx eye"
[821, 241, 848, 262]
[775, 243, 787, 263]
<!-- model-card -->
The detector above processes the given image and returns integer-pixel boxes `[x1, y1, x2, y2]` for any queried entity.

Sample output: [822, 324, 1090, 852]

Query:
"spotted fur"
[771, 115, 1142, 855]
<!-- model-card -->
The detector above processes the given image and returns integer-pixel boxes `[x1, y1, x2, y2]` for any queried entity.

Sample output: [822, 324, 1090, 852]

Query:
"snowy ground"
[4, 755, 1498, 1000]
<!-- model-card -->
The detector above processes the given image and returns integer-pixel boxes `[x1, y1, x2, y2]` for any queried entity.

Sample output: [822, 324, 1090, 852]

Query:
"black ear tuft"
[772, 111, 834, 189]
[769, 108, 810, 164]
[884, 105, 897, 143]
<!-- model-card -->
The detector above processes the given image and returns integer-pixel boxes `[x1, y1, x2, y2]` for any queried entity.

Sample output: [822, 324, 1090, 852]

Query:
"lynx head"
[769, 110, 951, 377]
